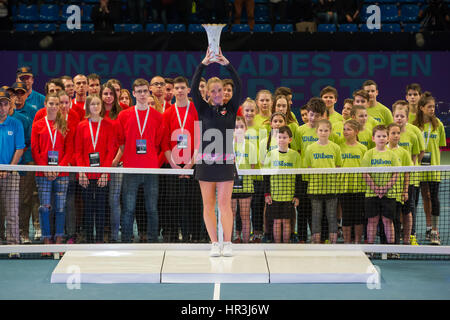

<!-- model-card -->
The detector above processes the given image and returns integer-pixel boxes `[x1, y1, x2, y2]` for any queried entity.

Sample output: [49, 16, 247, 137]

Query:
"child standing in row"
[361, 125, 399, 245]
[413, 92, 446, 245]
[351, 105, 375, 150]
[260, 112, 287, 163]
[387, 123, 413, 245]
[320, 86, 343, 125]
[391, 102, 422, 245]
[232, 116, 257, 243]
[392, 100, 425, 244]
[264, 126, 301, 243]
[339, 120, 367, 244]
[273, 94, 299, 145]
[332, 98, 354, 139]
[304, 119, 342, 244]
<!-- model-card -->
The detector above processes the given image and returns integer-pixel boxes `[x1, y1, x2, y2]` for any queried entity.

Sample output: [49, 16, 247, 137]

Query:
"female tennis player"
[191, 47, 242, 257]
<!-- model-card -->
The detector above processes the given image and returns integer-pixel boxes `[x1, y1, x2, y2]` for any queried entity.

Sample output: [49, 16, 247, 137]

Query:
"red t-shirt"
[34, 108, 80, 126]
[103, 110, 122, 163]
[162, 100, 173, 114]
[119, 102, 129, 111]
[72, 98, 86, 120]
[31, 117, 74, 176]
[34, 109, 80, 166]
[74, 118, 116, 179]
[161, 101, 199, 166]
[117, 106, 163, 168]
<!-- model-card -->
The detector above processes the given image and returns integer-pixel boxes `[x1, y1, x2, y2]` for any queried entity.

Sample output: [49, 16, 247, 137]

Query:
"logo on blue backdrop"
[66, 5, 81, 30]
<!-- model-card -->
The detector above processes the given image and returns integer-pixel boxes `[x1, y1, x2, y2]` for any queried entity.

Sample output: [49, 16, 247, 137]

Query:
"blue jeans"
[109, 173, 123, 242]
[121, 174, 159, 243]
[36, 176, 69, 239]
[81, 180, 108, 243]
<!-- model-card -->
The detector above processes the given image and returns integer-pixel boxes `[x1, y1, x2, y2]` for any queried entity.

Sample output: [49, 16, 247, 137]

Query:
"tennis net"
[0, 164, 449, 260]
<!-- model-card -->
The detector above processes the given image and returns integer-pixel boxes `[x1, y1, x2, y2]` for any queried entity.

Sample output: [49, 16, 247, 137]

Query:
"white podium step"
[161, 250, 269, 283]
[266, 250, 379, 283]
[50, 249, 379, 284]
[50, 250, 164, 284]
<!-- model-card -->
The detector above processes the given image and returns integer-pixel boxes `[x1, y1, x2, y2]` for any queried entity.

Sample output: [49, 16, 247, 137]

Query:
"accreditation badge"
[136, 139, 147, 154]
[89, 152, 100, 167]
[421, 152, 431, 166]
[47, 151, 59, 166]
[177, 134, 188, 149]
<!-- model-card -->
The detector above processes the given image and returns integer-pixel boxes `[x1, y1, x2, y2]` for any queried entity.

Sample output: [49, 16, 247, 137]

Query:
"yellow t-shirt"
[361, 148, 400, 199]
[420, 120, 447, 182]
[339, 141, 368, 194]
[233, 139, 257, 194]
[388, 145, 413, 204]
[329, 111, 343, 124]
[304, 141, 343, 195]
[263, 148, 301, 201]
[367, 102, 393, 126]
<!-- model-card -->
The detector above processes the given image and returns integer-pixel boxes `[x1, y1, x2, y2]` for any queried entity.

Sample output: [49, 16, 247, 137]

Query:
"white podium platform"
[161, 250, 269, 283]
[50, 248, 379, 284]
[266, 250, 379, 283]
[51, 250, 164, 284]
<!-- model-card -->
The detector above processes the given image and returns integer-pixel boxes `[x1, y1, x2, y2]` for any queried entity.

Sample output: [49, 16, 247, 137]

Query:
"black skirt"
[194, 163, 236, 182]
[266, 200, 296, 220]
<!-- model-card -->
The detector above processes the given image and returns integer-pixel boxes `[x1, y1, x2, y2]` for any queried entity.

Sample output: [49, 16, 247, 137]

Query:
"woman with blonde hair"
[191, 47, 242, 257]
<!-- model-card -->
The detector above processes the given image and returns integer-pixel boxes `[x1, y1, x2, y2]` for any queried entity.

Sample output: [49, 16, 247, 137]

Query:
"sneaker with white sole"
[20, 235, 31, 244]
[430, 231, 441, 245]
[34, 228, 41, 241]
[209, 242, 221, 257]
[222, 242, 233, 257]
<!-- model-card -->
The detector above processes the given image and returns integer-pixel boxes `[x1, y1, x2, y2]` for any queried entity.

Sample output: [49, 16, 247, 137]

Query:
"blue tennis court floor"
[0, 259, 448, 300]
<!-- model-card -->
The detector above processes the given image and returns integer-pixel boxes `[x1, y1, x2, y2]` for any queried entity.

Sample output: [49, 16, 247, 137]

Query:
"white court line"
[213, 282, 221, 300]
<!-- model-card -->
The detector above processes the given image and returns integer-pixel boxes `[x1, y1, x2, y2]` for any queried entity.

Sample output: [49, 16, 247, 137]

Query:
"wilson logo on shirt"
[235, 151, 248, 158]
[342, 153, 360, 160]
[302, 136, 318, 142]
[371, 159, 392, 165]
[273, 160, 294, 167]
[398, 142, 410, 147]
[313, 153, 333, 160]
[423, 133, 437, 139]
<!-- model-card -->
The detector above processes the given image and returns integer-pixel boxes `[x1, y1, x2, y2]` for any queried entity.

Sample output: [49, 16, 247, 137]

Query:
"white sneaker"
[20, 235, 31, 244]
[209, 242, 221, 257]
[430, 231, 441, 245]
[222, 242, 233, 257]
[34, 228, 41, 240]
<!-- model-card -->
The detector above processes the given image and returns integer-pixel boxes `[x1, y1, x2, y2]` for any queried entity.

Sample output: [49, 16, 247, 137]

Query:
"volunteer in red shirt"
[57, 90, 80, 245]
[120, 89, 133, 107]
[60, 75, 75, 99]
[31, 93, 73, 247]
[149, 75, 166, 112]
[106, 78, 130, 111]
[72, 74, 88, 120]
[87, 73, 101, 96]
[162, 78, 174, 112]
[117, 78, 163, 243]
[100, 82, 124, 242]
[75, 95, 116, 243]
[160, 76, 203, 242]
[33, 91, 80, 129]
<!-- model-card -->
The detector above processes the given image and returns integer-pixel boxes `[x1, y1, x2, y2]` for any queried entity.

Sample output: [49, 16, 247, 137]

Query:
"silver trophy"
[202, 24, 226, 62]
